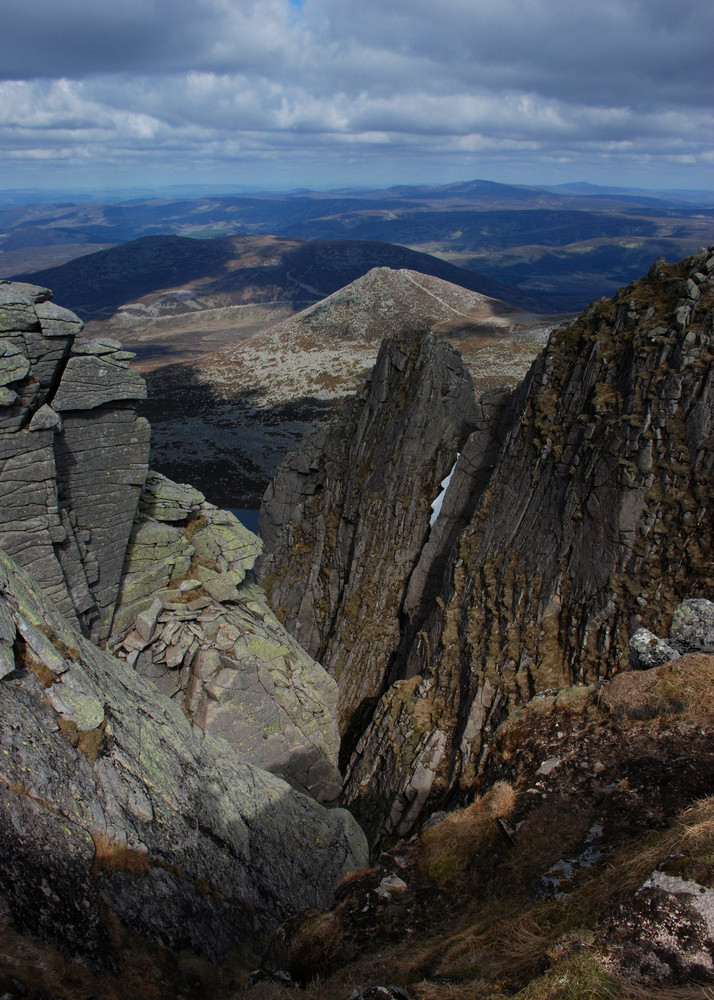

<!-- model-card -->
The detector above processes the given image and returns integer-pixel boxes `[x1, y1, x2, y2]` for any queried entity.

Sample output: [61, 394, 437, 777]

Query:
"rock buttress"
[0, 281, 149, 643]
[342, 249, 714, 844]
[257, 331, 479, 738]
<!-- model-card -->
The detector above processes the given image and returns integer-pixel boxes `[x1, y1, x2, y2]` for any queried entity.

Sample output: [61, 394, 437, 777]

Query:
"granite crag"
[0, 281, 364, 967]
[0, 280, 149, 644]
[0, 280, 342, 803]
[259, 248, 714, 844]
[257, 332, 479, 741]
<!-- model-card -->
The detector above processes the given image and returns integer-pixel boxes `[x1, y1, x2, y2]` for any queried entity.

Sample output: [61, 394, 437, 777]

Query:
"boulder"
[670, 598, 714, 653]
[629, 627, 680, 670]
[0, 546, 367, 965]
[601, 861, 714, 984]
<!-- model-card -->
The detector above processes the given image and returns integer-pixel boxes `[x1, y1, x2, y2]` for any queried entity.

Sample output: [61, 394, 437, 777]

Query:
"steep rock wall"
[257, 332, 479, 737]
[0, 280, 149, 643]
[258, 250, 714, 845]
[342, 248, 714, 843]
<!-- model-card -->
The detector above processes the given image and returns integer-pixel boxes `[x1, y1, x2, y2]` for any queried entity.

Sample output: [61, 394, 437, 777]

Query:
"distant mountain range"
[5, 178, 714, 312]
[12, 233, 551, 321]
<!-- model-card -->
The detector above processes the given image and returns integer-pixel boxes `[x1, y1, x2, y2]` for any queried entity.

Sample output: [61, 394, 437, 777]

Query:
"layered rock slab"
[109, 471, 342, 804]
[0, 280, 149, 643]
[257, 331, 479, 737]
[0, 546, 367, 965]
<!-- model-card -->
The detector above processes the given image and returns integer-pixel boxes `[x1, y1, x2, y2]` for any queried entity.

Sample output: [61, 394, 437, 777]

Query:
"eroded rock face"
[344, 250, 714, 843]
[260, 250, 714, 845]
[0, 547, 367, 965]
[0, 280, 149, 643]
[257, 331, 479, 737]
[109, 471, 342, 804]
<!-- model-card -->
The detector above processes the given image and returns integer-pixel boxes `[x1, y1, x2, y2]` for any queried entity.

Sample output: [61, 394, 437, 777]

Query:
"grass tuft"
[420, 781, 516, 882]
[91, 831, 150, 874]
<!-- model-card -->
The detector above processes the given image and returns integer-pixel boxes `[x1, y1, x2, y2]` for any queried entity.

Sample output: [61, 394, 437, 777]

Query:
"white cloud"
[0, 0, 711, 189]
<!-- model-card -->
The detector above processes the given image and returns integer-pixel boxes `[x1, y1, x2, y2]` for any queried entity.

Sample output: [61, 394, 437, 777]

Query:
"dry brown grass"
[557, 793, 714, 927]
[678, 795, 714, 850]
[0, 917, 256, 1000]
[420, 781, 516, 881]
[91, 830, 150, 874]
[58, 717, 106, 763]
[392, 791, 714, 998]
[599, 654, 714, 722]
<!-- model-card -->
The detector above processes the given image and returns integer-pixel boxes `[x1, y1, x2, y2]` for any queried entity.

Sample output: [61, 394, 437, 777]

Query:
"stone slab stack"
[0, 280, 149, 643]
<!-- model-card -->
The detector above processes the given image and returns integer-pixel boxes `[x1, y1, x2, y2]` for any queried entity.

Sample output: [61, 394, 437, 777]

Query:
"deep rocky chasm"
[258, 247, 714, 845]
[258, 331, 480, 740]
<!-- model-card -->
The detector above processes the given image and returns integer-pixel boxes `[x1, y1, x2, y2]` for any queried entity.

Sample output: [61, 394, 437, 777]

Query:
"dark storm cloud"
[0, 0, 297, 80]
[312, 0, 714, 109]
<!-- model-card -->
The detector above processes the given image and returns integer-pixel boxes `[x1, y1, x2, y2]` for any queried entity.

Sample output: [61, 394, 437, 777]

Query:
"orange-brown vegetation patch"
[599, 653, 714, 721]
[91, 831, 150, 875]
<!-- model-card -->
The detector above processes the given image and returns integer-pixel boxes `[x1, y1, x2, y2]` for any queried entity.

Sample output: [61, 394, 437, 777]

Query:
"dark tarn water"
[229, 508, 260, 535]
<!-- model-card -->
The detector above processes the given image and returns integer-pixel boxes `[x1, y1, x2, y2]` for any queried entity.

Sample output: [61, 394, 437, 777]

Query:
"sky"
[0, 0, 712, 195]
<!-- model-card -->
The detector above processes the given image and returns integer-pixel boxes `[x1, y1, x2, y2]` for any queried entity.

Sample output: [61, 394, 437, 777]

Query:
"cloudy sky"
[0, 0, 712, 194]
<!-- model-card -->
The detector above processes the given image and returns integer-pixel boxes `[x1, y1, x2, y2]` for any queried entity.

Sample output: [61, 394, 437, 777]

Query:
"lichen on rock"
[0, 546, 367, 965]
[110, 470, 342, 804]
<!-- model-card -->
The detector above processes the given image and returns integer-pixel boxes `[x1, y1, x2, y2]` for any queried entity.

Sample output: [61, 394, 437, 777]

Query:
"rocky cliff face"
[257, 332, 479, 739]
[0, 280, 149, 644]
[0, 279, 343, 803]
[260, 248, 714, 844]
[0, 280, 366, 969]
[0, 547, 366, 966]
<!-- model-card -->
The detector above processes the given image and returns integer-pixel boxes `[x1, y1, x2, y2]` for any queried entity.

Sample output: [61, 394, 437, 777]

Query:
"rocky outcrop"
[260, 248, 714, 845]
[0, 546, 367, 966]
[257, 332, 479, 738]
[602, 861, 714, 984]
[629, 597, 714, 669]
[346, 250, 714, 843]
[0, 280, 149, 643]
[108, 471, 342, 804]
[0, 280, 343, 804]
[271, 649, 714, 992]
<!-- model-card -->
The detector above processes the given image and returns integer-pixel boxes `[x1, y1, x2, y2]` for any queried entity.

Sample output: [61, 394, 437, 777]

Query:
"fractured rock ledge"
[109, 471, 342, 804]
